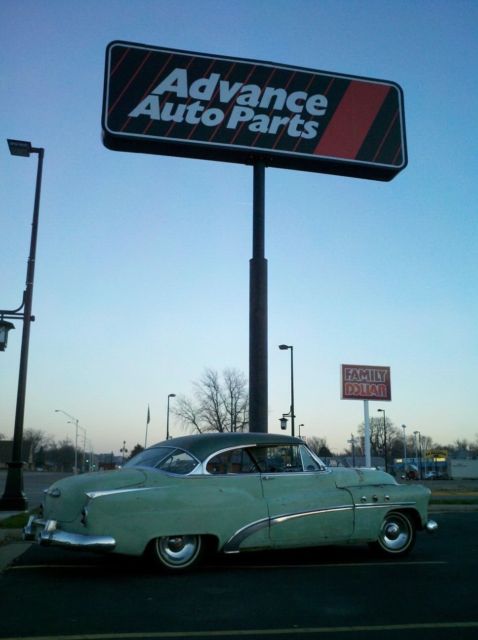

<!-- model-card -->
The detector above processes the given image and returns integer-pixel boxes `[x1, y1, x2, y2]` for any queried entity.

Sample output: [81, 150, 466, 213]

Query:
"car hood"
[331, 467, 397, 488]
[43, 469, 147, 522]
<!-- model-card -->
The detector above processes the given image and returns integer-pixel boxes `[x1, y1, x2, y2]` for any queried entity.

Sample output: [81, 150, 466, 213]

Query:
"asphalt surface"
[1, 512, 478, 640]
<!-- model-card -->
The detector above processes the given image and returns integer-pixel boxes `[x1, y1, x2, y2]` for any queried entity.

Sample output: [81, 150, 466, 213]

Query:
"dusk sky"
[1, 0, 477, 456]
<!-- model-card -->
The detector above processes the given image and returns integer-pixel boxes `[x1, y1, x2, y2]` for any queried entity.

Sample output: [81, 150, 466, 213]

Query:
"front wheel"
[148, 534, 204, 571]
[370, 511, 416, 557]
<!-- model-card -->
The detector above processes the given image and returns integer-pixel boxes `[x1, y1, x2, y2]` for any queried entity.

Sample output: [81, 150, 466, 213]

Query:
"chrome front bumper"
[426, 519, 438, 533]
[24, 516, 116, 552]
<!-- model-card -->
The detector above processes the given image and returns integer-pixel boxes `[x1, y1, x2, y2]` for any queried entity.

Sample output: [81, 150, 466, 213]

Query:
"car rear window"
[124, 447, 198, 474]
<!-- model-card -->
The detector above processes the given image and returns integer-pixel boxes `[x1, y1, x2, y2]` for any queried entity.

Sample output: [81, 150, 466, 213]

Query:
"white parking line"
[1, 620, 478, 639]
[8, 559, 447, 571]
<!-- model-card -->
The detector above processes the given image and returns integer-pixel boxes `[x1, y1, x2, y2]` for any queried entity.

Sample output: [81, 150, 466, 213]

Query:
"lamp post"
[377, 409, 388, 473]
[55, 409, 80, 474]
[413, 430, 421, 480]
[401, 424, 407, 473]
[0, 140, 44, 511]
[166, 393, 176, 440]
[279, 344, 295, 437]
[77, 424, 87, 473]
[120, 441, 128, 465]
[348, 434, 357, 467]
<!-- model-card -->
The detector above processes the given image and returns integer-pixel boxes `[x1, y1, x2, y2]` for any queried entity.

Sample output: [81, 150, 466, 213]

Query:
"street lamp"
[298, 423, 304, 438]
[0, 320, 15, 351]
[377, 409, 388, 473]
[279, 344, 295, 437]
[166, 393, 176, 440]
[279, 415, 288, 431]
[55, 409, 80, 474]
[0, 139, 44, 511]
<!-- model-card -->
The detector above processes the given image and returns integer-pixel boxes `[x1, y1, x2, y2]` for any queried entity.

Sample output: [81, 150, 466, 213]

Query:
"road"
[0, 471, 72, 509]
[1, 511, 477, 640]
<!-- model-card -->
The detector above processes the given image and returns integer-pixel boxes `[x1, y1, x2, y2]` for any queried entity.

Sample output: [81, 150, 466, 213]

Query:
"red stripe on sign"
[111, 47, 130, 77]
[109, 52, 152, 117]
[314, 81, 390, 159]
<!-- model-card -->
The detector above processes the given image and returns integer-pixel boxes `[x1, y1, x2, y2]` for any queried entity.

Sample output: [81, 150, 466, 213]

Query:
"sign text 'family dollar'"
[341, 364, 391, 401]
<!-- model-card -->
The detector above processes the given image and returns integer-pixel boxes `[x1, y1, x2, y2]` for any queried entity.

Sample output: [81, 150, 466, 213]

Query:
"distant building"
[449, 459, 478, 479]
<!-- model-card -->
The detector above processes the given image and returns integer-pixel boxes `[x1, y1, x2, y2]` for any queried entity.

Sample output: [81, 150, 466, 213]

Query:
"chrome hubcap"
[158, 535, 199, 566]
[381, 516, 410, 551]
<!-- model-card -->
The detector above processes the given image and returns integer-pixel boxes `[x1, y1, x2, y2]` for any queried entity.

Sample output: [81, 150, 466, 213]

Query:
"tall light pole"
[120, 441, 128, 465]
[377, 408, 388, 473]
[401, 424, 407, 472]
[55, 409, 80, 473]
[166, 393, 176, 440]
[0, 140, 44, 511]
[348, 434, 357, 467]
[413, 430, 421, 479]
[279, 344, 295, 437]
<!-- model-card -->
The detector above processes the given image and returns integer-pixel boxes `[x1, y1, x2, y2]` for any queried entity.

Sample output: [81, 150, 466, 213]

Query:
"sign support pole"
[364, 400, 371, 467]
[249, 161, 268, 432]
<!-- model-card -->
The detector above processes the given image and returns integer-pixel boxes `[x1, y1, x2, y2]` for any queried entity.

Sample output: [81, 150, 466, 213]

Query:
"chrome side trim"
[86, 486, 157, 499]
[271, 505, 352, 526]
[355, 501, 416, 510]
[223, 517, 270, 553]
[223, 505, 353, 553]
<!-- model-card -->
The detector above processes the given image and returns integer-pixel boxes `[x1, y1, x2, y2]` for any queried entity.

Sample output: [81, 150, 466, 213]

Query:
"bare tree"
[24, 428, 53, 454]
[174, 368, 249, 434]
[357, 416, 403, 458]
[306, 436, 333, 459]
[223, 368, 248, 432]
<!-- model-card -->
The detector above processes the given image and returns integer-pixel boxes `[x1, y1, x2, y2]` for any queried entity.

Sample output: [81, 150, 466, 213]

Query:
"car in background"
[25, 432, 437, 571]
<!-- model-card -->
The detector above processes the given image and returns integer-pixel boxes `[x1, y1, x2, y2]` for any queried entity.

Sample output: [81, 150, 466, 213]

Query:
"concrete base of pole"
[0, 462, 28, 512]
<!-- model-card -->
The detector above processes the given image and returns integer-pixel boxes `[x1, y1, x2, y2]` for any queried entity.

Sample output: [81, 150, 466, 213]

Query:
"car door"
[259, 445, 354, 548]
[202, 446, 270, 553]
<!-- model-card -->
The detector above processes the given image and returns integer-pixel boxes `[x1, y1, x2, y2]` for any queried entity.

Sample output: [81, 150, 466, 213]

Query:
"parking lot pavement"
[0, 523, 30, 572]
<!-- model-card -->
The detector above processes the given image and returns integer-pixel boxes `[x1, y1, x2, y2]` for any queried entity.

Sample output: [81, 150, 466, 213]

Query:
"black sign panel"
[102, 41, 407, 181]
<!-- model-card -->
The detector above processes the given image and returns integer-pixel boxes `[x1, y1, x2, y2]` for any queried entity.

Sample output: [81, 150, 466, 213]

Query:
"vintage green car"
[24, 432, 437, 570]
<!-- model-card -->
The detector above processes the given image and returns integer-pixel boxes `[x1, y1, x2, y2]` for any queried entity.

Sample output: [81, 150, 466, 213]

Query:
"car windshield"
[124, 446, 199, 475]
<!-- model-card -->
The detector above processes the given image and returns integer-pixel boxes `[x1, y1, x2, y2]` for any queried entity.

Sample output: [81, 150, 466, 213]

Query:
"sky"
[1, 0, 477, 457]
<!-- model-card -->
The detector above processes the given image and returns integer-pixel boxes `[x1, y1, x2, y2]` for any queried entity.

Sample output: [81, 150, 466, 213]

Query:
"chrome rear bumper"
[24, 516, 116, 552]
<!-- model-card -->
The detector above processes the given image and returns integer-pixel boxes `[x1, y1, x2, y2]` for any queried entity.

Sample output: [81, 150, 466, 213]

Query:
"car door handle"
[262, 475, 275, 480]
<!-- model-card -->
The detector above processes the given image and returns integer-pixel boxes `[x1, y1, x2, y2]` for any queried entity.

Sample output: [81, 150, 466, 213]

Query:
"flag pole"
[144, 405, 150, 448]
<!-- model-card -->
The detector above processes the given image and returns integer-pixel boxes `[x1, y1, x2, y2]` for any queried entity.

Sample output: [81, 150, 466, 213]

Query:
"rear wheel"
[148, 534, 204, 571]
[370, 511, 416, 557]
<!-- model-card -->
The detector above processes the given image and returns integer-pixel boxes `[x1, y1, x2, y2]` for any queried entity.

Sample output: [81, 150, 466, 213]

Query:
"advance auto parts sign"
[102, 41, 407, 181]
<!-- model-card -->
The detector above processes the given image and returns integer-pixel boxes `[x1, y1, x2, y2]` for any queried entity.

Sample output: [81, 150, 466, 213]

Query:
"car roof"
[150, 432, 304, 462]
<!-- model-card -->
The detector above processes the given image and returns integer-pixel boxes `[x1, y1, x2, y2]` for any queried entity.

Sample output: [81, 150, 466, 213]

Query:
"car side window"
[206, 448, 260, 474]
[250, 445, 303, 473]
[299, 444, 322, 471]
[157, 450, 198, 475]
